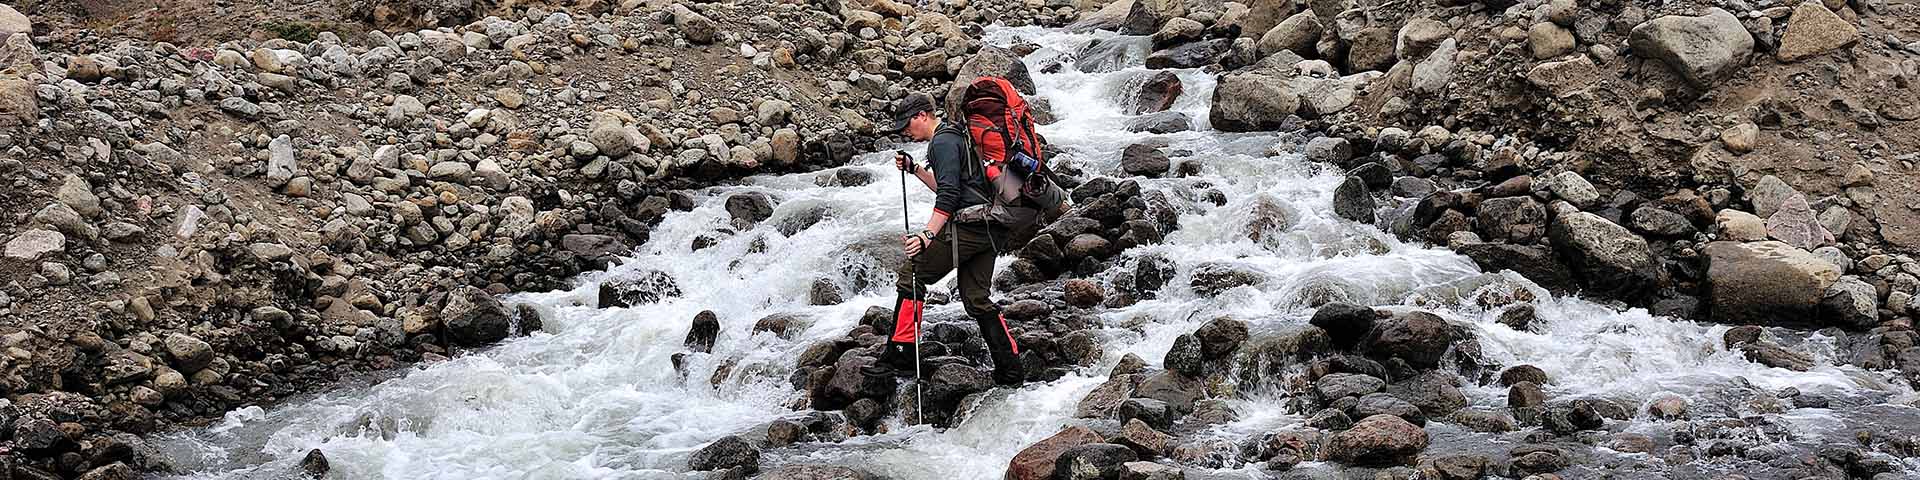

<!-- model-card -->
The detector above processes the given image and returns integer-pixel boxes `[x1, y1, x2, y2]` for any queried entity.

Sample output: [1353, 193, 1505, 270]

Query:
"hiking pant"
[883, 222, 1022, 382]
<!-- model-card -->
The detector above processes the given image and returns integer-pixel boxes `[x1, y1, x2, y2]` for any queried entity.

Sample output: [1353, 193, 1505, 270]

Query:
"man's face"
[906, 112, 936, 141]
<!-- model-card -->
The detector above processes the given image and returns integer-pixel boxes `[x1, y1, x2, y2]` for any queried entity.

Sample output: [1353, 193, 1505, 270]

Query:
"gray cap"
[889, 93, 935, 132]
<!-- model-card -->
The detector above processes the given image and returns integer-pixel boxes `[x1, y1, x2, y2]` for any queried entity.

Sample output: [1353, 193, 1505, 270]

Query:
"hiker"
[868, 83, 1068, 388]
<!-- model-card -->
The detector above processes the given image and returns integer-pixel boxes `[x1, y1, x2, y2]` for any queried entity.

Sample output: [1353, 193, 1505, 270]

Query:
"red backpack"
[960, 77, 1063, 209]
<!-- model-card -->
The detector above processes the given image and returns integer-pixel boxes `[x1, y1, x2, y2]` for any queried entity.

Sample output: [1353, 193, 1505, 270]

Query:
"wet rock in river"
[443, 286, 514, 347]
[759, 465, 882, 480]
[1125, 111, 1191, 134]
[1310, 302, 1377, 349]
[1362, 311, 1455, 369]
[1163, 334, 1205, 377]
[1316, 373, 1385, 400]
[1549, 212, 1663, 300]
[1327, 414, 1428, 466]
[1208, 72, 1299, 132]
[725, 192, 776, 227]
[1498, 365, 1551, 387]
[1542, 399, 1606, 434]
[1353, 393, 1426, 426]
[599, 270, 682, 307]
[1189, 262, 1267, 297]
[300, 449, 329, 478]
[1193, 316, 1249, 360]
[1134, 370, 1205, 414]
[685, 310, 721, 353]
[687, 435, 760, 473]
[1052, 443, 1138, 480]
[1007, 426, 1104, 480]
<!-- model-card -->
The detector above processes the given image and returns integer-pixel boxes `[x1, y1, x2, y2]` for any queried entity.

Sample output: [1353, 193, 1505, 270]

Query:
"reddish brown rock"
[1006, 425, 1103, 480]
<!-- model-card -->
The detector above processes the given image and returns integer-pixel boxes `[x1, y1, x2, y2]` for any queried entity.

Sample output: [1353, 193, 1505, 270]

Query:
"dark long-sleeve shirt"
[929, 122, 990, 217]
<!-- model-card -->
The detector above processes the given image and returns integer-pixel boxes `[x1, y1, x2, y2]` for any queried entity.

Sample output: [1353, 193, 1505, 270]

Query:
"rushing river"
[154, 26, 1920, 479]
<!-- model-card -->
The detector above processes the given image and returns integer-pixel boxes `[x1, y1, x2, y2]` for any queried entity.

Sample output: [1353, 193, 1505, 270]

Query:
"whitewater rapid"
[155, 26, 1918, 479]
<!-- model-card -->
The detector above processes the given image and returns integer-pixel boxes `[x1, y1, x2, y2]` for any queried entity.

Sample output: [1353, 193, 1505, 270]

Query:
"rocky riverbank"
[0, 0, 1071, 477]
[1, 0, 1918, 477]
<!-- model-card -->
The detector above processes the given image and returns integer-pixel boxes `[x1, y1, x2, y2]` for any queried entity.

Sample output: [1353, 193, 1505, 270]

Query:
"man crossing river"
[864, 92, 1027, 387]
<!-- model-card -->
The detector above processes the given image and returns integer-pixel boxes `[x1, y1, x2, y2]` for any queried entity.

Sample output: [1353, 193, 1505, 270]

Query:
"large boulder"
[1776, 2, 1858, 62]
[1548, 212, 1662, 300]
[1396, 18, 1452, 61]
[1235, 0, 1295, 40]
[1332, 176, 1375, 224]
[0, 5, 29, 39]
[1704, 241, 1842, 326]
[1347, 27, 1397, 72]
[1007, 426, 1104, 480]
[1818, 276, 1879, 330]
[1068, 0, 1138, 32]
[1476, 196, 1548, 244]
[1209, 73, 1298, 132]
[668, 5, 719, 45]
[1410, 39, 1458, 95]
[1292, 73, 1374, 117]
[1310, 302, 1377, 348]
[1257, 11, 1322, 57]
[441, 286, 513, 347]
[1363, 311, 1455, 369]
[1627, 9, 1753, 87]
[1327, 414, 1428, 466]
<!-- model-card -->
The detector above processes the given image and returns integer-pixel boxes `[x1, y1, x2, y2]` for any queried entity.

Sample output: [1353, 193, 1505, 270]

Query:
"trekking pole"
[899, 151, 925, 424]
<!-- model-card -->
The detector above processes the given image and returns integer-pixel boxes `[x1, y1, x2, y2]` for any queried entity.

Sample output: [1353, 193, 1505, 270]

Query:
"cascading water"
[155, 25, 1920, 479]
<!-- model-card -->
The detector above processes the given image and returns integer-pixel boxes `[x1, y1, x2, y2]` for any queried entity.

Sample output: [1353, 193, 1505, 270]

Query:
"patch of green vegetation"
[261, 20, 333, 43]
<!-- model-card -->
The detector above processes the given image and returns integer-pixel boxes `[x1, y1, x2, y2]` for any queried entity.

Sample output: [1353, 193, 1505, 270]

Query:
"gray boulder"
[1120, 143, 1170, 177]
[1257, 11, 1322, 57]
[1548, 212, 1662, 300]
[1705, 241, 1841, 326]
[1628, 8, 1753, 87]
[1332, 176, 1375, 224]
[1817, 275, 1878, 329]
[687, 435, 759, 473]
[1475, 196, 1547, 244]
[442, 286, 513, 347]
[1208, 73, 1298, 132]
